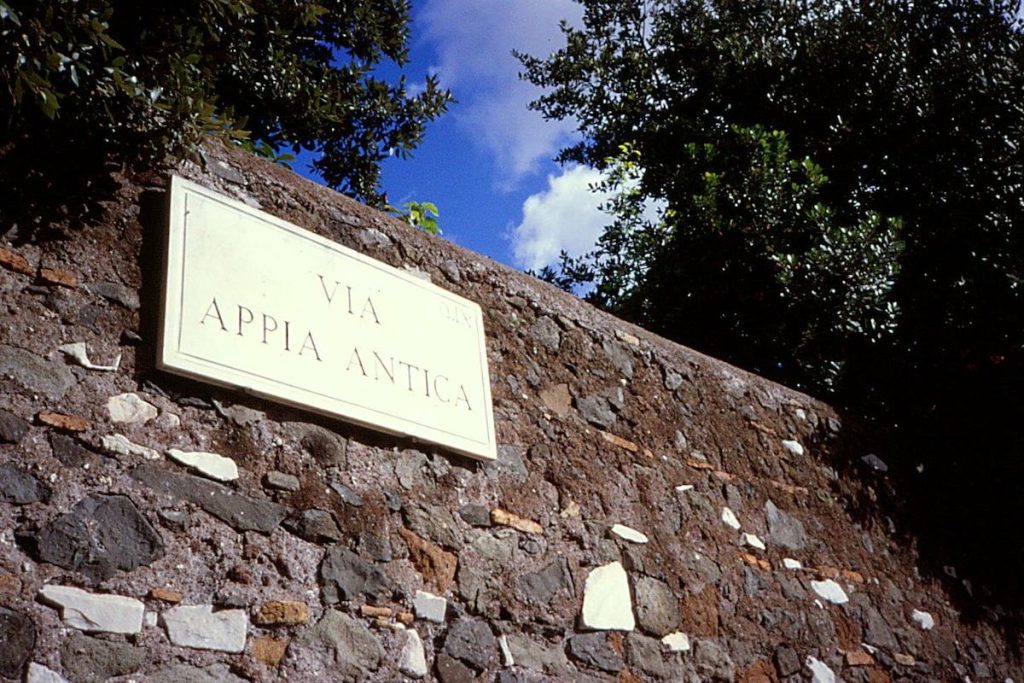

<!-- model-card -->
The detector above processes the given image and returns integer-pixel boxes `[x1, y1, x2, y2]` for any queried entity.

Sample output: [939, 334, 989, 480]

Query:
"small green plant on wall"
[389, 201, 441, 235]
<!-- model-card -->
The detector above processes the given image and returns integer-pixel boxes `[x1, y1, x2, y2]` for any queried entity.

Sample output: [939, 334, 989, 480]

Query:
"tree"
[520, 0, 1023, 406]
[521, 0, 1024, 607]
[0, 0, 450, 206]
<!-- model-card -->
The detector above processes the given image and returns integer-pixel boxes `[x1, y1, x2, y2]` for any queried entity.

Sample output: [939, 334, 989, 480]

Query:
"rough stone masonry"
[0, 142, 1019, 682]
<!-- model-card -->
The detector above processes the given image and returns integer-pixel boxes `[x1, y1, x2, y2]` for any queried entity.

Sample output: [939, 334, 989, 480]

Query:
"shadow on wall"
[828, 368, 1024, 656]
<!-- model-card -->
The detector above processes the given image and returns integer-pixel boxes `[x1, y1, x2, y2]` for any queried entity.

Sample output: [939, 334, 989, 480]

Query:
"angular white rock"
[781, 439, 805, 456]
[399, 628, 428, 678]
[499, 634, 515, 667]
[413, 590, 447, 623]
[675, 484, 694, 492]
[912, 609, 935, 630]
[59, 342, 121, 372]
[661, 632, 691, 652]
[107, 393, 158, 424]
[26, 662, 69, 683]
[810, 579, 849, 605]
[101, 433, 160, 461]
[167, 448, 238, 482]
[742, 533, 766, 550]
[161, 604, 247, 653]
[721, 507, 741, 530]
[38, 585, 144, 634]
[806, 656, 836, 683]
[783, 558, 803, 570]
[611, 524, 649, 544]
[581, 561, 635, 631]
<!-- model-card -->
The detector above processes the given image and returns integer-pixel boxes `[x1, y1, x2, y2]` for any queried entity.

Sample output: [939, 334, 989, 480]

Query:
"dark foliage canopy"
[0, 0, 450, 203]
[522, 0, 1024, 603]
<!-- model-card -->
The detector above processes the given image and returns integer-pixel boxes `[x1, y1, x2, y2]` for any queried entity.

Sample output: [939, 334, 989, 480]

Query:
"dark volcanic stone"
[516, 558, 573, 607]
[0, 606, 36, 679]
[60, 632, 147, 682]
[49, 433, 107, 468]
[84, 281, 140, 310]
[320, 546, 389, 603]
[634, 576, 681, 636]
[567, 633, 624, 673]
[0, 409, 29, 443]
[575, 394, 616, 429]
[34, 494, 164, 580]
[435, 653, 474, 683]
[330, 481, 363, 507]
[444, 618, 495, 671]
[299, 427, 347, 466]
[0, 344, 76, 400]
[458, 503, 492, 527]
[0, 463, 51, 505]
[284, 509, 344, 543]
[765, 500, 807, 550]
[297, 610, 384, 679]
[132, 463, 287, 533]
[774, 645, 801, 677]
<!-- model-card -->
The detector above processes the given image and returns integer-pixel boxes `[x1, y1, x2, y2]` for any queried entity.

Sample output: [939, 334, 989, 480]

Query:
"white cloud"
[511, 165, 611, 271]
[419, 0, 582, 186]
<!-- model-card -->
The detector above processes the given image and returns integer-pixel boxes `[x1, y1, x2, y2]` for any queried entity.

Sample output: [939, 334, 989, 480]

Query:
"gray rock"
[602, 339, 635, 379]
[440, 259, 461, 283]
[145, 664, 247, 683]
[83, 281, 140, 310]
[485, 444, 529, 483]
[298, 610, 384, 680]
[626, 632, 687, 680]
[765, 500, 807, 550]
[494, 672, 552, 683]
[0, 344, 75, 399]
[213, 400, 265, 427]
[132, 463, 287, 533]
[861, 604, 900, 650]
[264, 470, 300, 491]
[297, 425, 347, 466]
[59, 632, 145, 683]
[0, 606, 36, 679]
[320, 546, 389, 603]
[692, 638, 735, 681]
[664, 369, 684, 391]
[634, 576, 681, 637]
[567, 633, 624, 673]
[330, 481, 364, 507]
[201, 153, 247, 184]
[458, 503, 492, 527]
[284, 509, 343, 543]
[505, 633, 570, 673]
[724, 483, 743, 511]
[358, 530, 392, 562]
[0, 463, 51, 504]
[396, 450, 428, 489]
[444, 618, 495, 671]
[0, 408, 29, 443]
[517, 558, 574, 607]
[49, 434, 106, 468]
[530, 316, 562, 353]
[35, 494, 163, 580]
[774, 645, 802, 677]
[403, 502, 462, 550]
[575, 394, 616, 429]
[435, 653, 474, 683]
[861, 453, 889, 473]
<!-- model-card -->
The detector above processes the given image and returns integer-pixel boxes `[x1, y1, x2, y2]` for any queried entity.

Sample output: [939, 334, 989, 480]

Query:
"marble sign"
[159, 176, 496, 461]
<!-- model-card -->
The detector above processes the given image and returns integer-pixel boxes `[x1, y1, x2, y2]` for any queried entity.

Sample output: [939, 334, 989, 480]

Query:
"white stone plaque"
[159, 176, 496, 461]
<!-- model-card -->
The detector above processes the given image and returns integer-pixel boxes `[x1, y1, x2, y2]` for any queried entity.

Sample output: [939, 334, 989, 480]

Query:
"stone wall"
[0, 142, 1017, 682]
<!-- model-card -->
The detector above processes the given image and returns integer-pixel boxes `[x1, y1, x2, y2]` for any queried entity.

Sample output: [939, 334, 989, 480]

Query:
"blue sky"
[297, 0, 619, 273]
